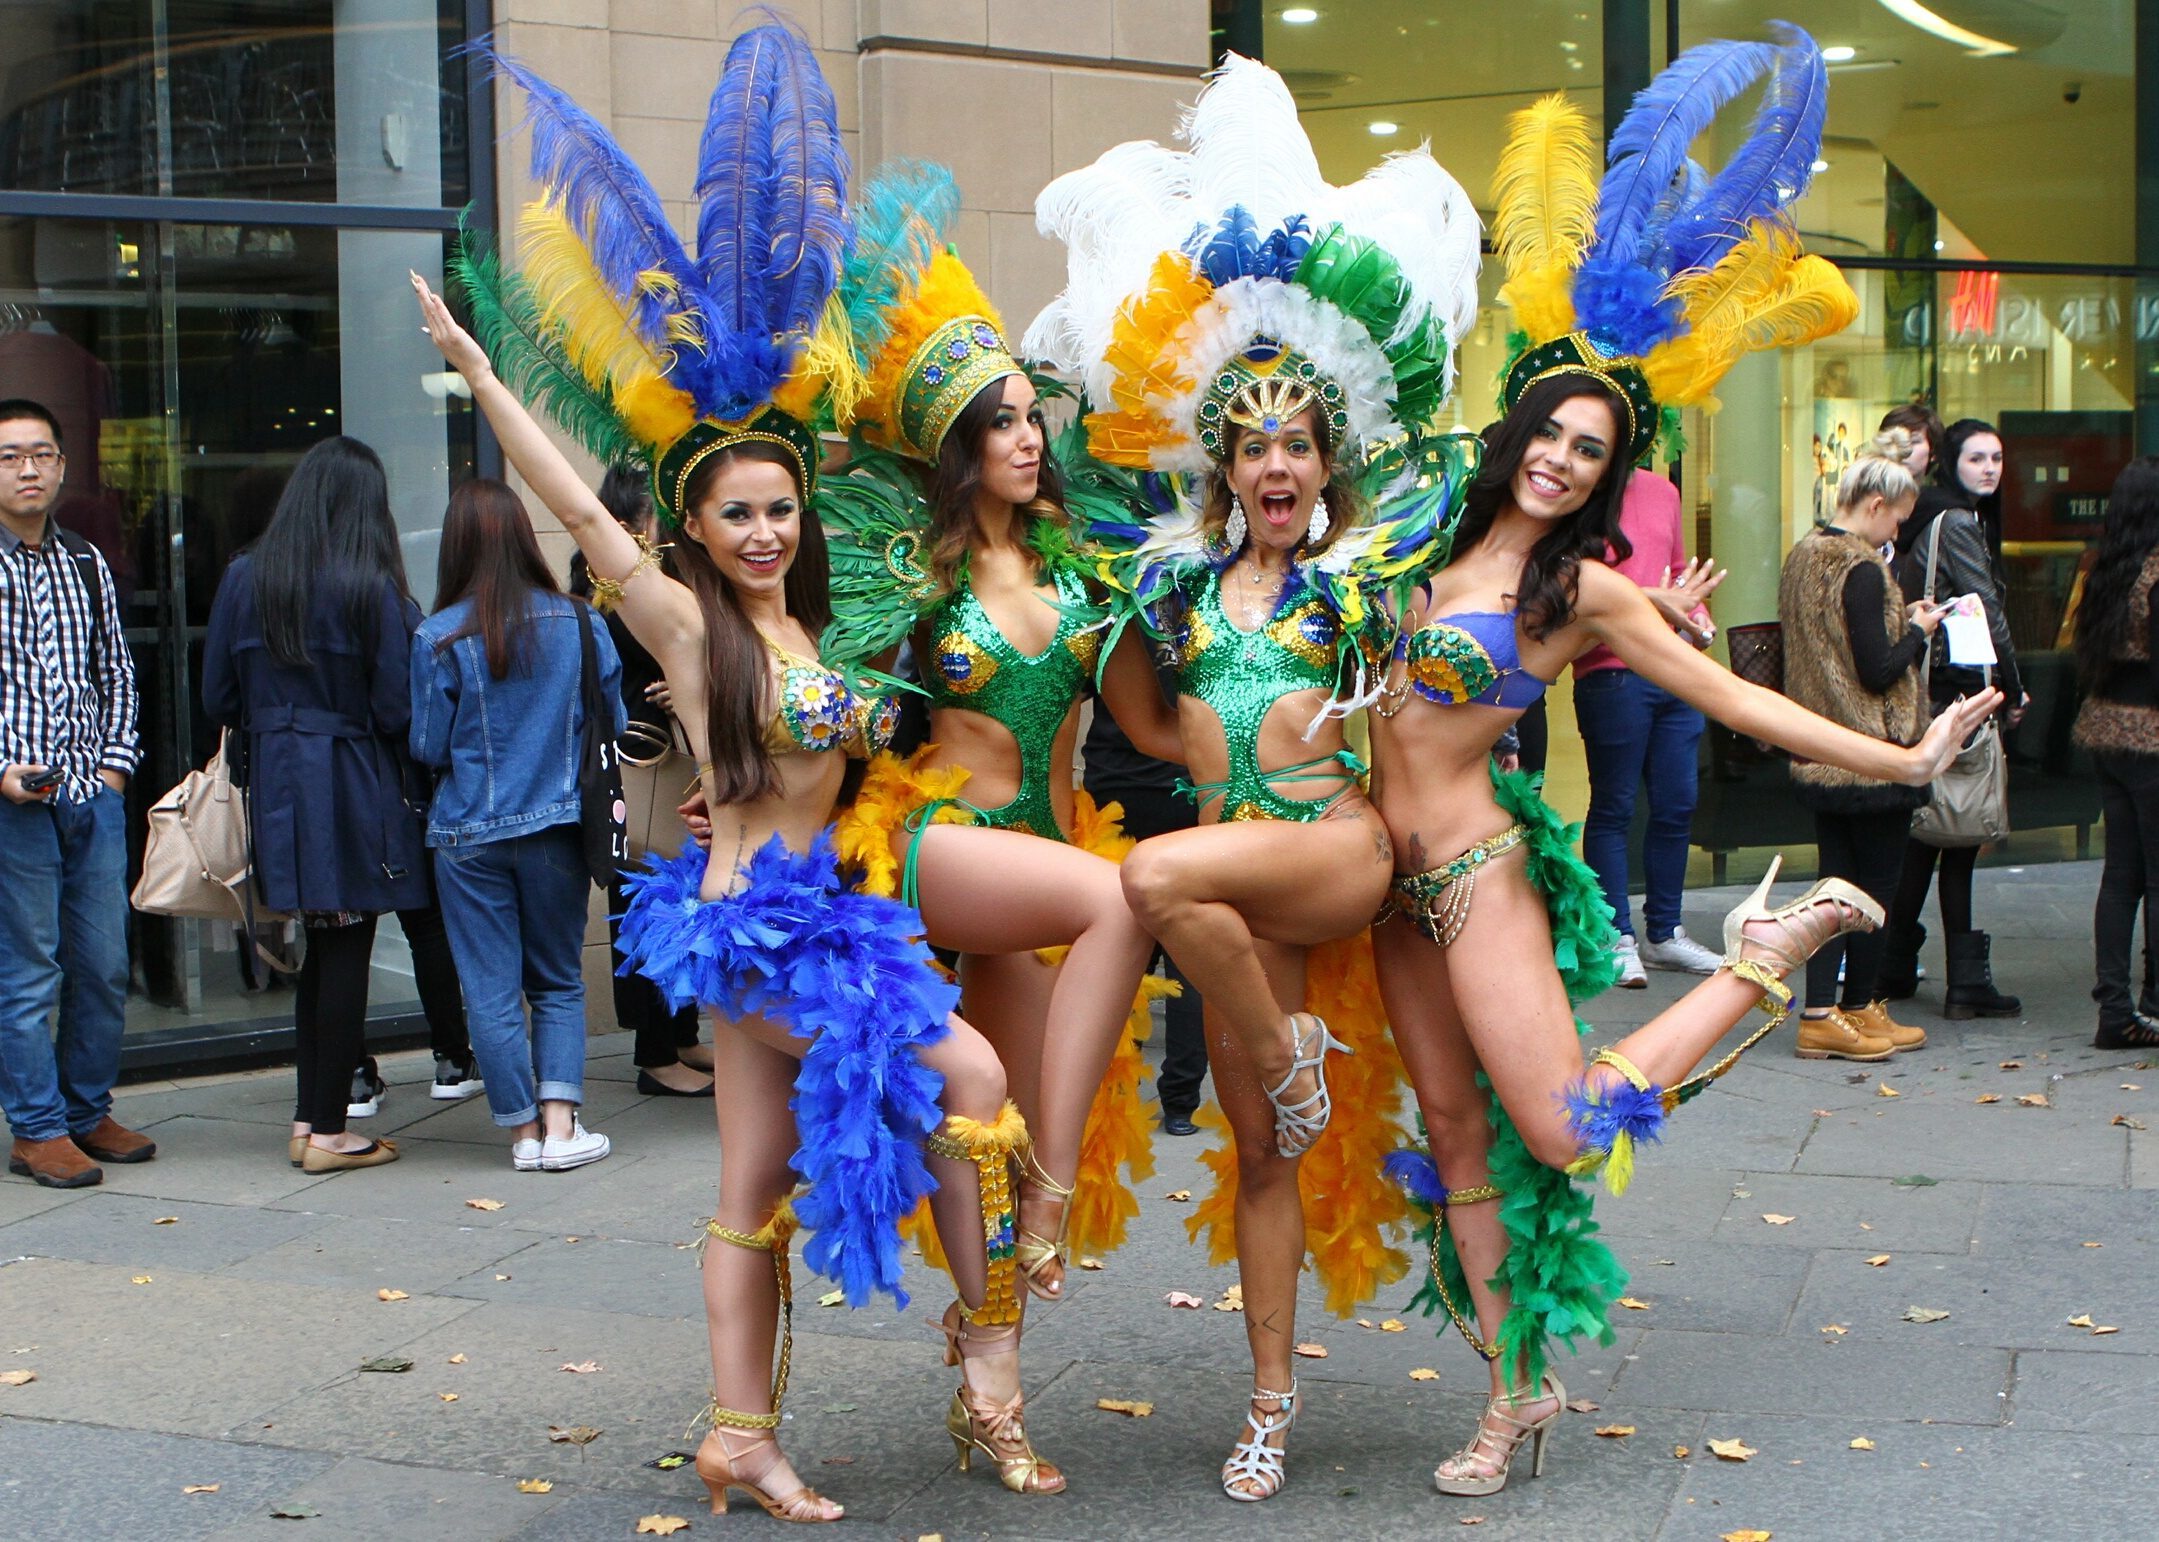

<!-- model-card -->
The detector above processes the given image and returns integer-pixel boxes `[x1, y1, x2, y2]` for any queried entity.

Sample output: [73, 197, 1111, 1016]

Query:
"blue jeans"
[433, 824, 592, 1128]
[0, 788, 130, 1143]
[1574, 668, 1704, 942]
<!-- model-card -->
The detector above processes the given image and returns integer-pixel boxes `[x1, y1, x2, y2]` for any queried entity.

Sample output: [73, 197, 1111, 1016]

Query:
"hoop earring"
[1306, 494, 1330, 546]
[1224, 494, 1248, 553]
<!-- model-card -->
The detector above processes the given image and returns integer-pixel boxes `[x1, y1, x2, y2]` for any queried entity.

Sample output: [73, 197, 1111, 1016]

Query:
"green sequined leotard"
[1169, 565, 1363, 823]
[921, 563, 1103, 839]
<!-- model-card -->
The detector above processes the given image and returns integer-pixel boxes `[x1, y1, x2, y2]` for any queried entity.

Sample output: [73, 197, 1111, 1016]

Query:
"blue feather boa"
[616, 833, 953, 1309]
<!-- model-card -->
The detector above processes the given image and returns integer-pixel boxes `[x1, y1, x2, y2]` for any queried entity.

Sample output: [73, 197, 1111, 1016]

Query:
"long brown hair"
[923, 375, 1070, 597]
[675, 442, 832, 805]
[433, 478, 561, 679]
[1200, 413, 1363, 561]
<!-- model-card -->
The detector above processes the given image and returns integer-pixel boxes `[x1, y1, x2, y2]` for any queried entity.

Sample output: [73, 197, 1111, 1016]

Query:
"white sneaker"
[512, 1138, 544, 1172]
[538, 1122, 611, 1172]
[1639, 926, 1722, 975]
[1611, 934, 1648, 989]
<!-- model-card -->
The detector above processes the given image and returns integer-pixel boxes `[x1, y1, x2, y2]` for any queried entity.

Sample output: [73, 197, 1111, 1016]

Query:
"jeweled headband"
[652, 406, 822, 523]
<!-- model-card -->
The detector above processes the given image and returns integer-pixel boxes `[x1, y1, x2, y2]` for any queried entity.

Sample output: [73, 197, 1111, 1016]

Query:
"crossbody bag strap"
[1920, 514, 1946, 701]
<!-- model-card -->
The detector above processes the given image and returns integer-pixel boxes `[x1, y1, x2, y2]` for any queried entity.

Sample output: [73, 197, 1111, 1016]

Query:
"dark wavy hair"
[433, 479, 560, 680]
[923, 375, 1069, 597]
[1880, 404, 1946, 486]
[1451, 372, 1633, 640]
[2073, 456, 2159, 688]
[251, 436, 410, 668]
[675, 441, 831, 805]
[1200, 408, 1364, 560]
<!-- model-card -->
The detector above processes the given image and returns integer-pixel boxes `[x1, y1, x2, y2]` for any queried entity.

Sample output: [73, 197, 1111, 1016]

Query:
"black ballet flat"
[637, 1070, 717, 1098]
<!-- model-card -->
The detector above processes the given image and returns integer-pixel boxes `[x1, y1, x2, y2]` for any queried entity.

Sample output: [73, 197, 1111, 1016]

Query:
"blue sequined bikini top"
[1394, 609, 1551, 711]
[759, 636, 900, 759]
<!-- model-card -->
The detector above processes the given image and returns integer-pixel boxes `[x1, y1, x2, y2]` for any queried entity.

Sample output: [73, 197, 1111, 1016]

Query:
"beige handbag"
[131, 731, 294, 969]
[618, 718, 694, 864]
[1909, 515, 2010, 849]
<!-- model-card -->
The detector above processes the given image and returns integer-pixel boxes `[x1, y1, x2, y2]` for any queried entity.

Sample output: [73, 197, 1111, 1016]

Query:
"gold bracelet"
[588, 531, 667, 613]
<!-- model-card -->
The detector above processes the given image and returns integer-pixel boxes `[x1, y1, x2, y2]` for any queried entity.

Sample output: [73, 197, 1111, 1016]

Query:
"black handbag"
[575, 604, 629, 887]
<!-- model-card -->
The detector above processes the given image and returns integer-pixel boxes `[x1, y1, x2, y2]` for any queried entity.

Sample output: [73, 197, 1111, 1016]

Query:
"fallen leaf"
[1356, 1318, 1375, 1329]
[494, 1274, 511, 1282]
[154, 1216, 178, 1225]
[1293, 1341, 1329, 1358]
[515, 1479, 553, 1494]
[1380, 1318, 1407, 1332]
[823, 1404, 857, 1414]
[1999, 1059, 2023, 1070]
[1077, 1256, 1104, 1271]
[1565, 1398, 1600, 1413]
[358, 1356, 413, 1373]
[1409, 1367, 1441, 1381]
[1617, 1296, 1653, 1310]
[132, 1276, 152, 1286]
[559, 1361, 602, 1374]
[1866, 1254, 1892, 1267]
[2084, 1242, 2103, 1249]
[1673, 1445, 1691, 1459]
[182, 1483, 220, 1494]
[645, 1453, 692, 1471]
[464, 1198, 505, 1212]
[821, 1455, 856, 1465]
[2092, 1325, 2121, 1336]
[1811, 1109, 1835, 1118]
[376, 1289, 409, 1302]
[447, 1353, 467, 1365]
[268, 1502, 321, 1519]
[1850, 1437, 1876, 1451]
[1721, 1532, 1773, 1542]
[1460, 1520, 1486, 1528]
[546, 1425, 601, 1446]
[2122, 1083, 2143, 1092]
[563, 1236, 581, 1243]
[1164, 1290, 1204, 1309]
[1821, 1324, 1849, 1336]
[1902, 1306, 1951, 1324]
[2016, 1093, 2050, 1108]
[1165, 1189, 1192, 1202]
[1859, 1222, 1874, 1230]
[1096, 1397, 1154, 1417]
[1761, 1213, 1795, 1226]
[1892, 1174, 1939, 1187]
[1876, 1083, 1900, 1099]
[1708, 1437, 1757, 1462]
[438, 1392, 459, 1403]
[2068, 1313, 2096, 1328]
[2113, 1114, 2148, 1131]
[1975, 1094, 2001, 1104]
[817, 1289, 845, 1307]
[634, 1518, 690, 1537]
[1594, 1424, 1636, 1438]
[0, 1369, 34, 1386]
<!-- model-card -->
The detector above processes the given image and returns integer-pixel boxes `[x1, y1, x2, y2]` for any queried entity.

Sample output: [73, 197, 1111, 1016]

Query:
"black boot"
[1874, 920, 1926, 1002]
[1943, 931, 2021, 1020]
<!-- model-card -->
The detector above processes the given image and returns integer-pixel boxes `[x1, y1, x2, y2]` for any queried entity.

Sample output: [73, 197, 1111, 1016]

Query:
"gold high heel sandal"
[935, 1301, 1066, 1494]
[691, 1208, 843, 1523]
[1433, 1372, 1565, 1497]
[1014, 1145, 1074, 1302]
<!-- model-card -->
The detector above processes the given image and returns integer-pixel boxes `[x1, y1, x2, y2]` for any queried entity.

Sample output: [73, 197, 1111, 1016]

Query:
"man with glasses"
[0, 397, 150, 1187]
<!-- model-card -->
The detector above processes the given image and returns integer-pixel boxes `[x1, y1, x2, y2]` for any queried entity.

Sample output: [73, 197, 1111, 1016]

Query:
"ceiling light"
[1877, 0, 2018, 56]
[1281, 6, 1319, 22]
[1821, 45, 1858, 61]
[1812, 158, 1831, 172]
[1368, 120, 1398, 136]
[1933, 238, 1946, 250]
[1558, 40, 1579, 52]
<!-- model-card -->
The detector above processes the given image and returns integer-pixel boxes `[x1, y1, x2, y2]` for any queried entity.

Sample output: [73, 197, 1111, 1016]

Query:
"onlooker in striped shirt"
[0, 396, 151, 1190]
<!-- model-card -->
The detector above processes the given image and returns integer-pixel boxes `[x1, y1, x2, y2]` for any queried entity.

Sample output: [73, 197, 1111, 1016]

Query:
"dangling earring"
[1306, 494, 1330, 546]
[1224, 493, 1248, 553]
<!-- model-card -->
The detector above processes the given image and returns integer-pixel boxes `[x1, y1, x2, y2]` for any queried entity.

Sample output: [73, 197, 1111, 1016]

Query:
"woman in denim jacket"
[411, 479, 625, 1172]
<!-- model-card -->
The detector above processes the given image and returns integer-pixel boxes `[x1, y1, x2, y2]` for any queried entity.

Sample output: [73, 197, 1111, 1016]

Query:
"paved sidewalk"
[1, 863, 2152, 1541]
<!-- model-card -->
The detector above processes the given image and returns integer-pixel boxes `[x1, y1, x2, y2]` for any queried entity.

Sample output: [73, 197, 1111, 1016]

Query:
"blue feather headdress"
[456, 11, 848, 521]
[1492, 20, 1855, 463]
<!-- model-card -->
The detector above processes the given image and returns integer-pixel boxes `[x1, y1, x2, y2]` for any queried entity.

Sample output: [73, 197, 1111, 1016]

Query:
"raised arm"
[1571, 564, 2001, 786]
[408, 273, 699, 659]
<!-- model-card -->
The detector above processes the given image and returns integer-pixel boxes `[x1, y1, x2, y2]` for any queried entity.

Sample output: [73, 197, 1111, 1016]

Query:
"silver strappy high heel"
[1267, 1014, 1350, 1158]
[1221, 1381, 1299, 1501]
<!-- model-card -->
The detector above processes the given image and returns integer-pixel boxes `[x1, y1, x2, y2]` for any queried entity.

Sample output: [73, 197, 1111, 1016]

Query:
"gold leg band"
[1429, 1182, 1504, 1362]
[693, 1200, 798, 1435]
[1669, 957, 1794, 1105]
[927, 1103, 1030, 1328]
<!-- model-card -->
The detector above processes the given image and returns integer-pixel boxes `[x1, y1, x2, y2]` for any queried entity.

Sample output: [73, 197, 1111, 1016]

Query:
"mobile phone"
[18, 767, 63, 795]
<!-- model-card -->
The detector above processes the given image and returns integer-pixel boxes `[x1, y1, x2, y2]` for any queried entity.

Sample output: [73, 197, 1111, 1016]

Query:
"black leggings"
[396, 896, 470, 1061]
[296, 917, 379, 1135]
[1805, 807, 1912, 1011]
[1887, 839, 1977, 938]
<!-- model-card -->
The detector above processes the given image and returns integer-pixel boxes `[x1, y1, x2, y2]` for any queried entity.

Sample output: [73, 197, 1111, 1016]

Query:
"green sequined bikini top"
[1168, 565, 1362, 824]
[921, 562, 1103, 838]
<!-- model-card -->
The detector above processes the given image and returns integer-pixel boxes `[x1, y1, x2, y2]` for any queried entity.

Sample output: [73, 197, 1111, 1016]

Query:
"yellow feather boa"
[1183, 930, 1416, 1318]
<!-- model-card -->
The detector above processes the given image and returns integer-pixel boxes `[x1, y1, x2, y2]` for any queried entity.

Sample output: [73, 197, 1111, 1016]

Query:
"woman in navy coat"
[203, 437, 429, 1173]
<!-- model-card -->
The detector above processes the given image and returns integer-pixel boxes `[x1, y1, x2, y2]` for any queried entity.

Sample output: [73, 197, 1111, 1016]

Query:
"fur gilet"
[2074, 548, 2159, 757]
[1777, 528, 1926, 807]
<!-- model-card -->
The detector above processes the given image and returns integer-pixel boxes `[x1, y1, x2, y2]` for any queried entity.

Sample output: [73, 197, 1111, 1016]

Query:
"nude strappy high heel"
[935, 1301, 1065, 1494]
[1433, 1372, 1564, 1497]
[1014, 1146, 1074, 1302]
[1267, 1013, 1351, 1159]
[694, 1427, 843, 1523]
[1221, 1380, 1299, 1501]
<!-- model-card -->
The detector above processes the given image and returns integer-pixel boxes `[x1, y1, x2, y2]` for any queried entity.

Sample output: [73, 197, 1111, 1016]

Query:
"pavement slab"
[0, 1188, 331, 1273]
[0, 1418, 338, 1542]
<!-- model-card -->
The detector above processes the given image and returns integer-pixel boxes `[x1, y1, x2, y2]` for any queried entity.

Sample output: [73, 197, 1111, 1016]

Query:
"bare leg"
[960, 949, 1073, 1296]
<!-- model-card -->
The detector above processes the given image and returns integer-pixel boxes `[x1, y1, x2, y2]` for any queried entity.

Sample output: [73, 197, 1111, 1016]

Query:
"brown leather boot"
[1793, 1010, 1894, 1062]
[1843, 1000, 1926, 1053]
[8, 1136, 104, 1188]
[73, 1116, 157, 1164]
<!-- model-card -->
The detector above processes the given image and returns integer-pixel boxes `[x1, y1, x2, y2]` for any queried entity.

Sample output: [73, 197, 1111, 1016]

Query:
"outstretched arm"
[409, 273, 699, 658]
[1572, 565, 2001, 786]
